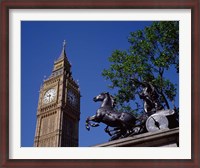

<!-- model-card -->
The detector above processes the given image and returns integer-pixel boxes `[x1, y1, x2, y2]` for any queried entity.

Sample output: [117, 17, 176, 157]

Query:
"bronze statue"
[85, 92, 139, 140]
[132, 79, 164, 114]
[86, 85, 178, 141]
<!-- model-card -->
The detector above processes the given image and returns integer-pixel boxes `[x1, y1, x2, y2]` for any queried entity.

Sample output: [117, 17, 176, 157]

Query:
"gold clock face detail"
[43, 88, 56, 104]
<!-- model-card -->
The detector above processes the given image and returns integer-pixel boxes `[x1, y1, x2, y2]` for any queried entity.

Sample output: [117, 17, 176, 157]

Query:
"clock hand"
[151, 116, 160, 129]
[47, 94, 51, 101]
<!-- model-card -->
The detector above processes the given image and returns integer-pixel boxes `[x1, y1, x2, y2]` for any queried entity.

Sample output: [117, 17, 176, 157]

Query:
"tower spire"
[58, 40, 67, 60]
[63, 40, 66, 49]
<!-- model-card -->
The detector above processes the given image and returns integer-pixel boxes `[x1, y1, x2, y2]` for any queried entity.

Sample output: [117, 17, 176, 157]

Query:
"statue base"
[94, 127, 179, 147]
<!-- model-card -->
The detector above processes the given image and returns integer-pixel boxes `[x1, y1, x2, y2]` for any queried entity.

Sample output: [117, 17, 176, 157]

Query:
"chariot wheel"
[146, 113, 169, 132]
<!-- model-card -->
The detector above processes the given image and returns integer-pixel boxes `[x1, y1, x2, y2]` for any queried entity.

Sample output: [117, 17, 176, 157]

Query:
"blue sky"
[21, 21, 178, 147]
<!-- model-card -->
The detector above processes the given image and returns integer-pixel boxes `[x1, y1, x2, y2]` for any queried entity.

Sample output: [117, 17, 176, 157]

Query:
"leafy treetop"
[102, 21, 179, 115]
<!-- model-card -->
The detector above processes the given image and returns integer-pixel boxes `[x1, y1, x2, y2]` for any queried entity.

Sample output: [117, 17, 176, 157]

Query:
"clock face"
[67, 90, 77, 106]
[43, 88, 56, 104]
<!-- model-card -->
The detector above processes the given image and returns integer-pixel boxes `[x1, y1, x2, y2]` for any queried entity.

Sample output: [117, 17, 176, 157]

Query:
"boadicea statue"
[85, 81, 179, 141]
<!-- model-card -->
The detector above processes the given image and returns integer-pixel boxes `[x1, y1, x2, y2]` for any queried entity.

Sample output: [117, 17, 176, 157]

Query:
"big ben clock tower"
[34, 41, 80, 147]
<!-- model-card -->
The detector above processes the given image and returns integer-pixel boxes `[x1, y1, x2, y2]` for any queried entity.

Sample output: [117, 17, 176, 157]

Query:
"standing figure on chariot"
[133, 80, 164, 114]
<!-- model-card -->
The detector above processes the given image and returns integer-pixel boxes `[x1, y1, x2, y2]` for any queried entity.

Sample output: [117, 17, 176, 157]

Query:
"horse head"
[93, 92, 116, 109]
[93, 92, 108, 102]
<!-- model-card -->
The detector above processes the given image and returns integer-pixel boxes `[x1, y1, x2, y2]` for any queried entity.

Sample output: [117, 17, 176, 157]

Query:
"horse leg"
[85, 115, 100, 131]
[104, 126, 113, 136]
[109, 129, 122, 141]
[88, 115, 100, 127]
[113, 116, 130, 138]
[104, 125, 110, 134]
[85, 117, 91, 131]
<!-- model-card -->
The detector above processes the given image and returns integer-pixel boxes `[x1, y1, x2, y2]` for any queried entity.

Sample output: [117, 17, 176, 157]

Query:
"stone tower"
[34, 41, 80, 147]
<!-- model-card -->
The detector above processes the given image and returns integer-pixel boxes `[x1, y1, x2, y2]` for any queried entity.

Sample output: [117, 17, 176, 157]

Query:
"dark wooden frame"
[0, 0, 199, 167]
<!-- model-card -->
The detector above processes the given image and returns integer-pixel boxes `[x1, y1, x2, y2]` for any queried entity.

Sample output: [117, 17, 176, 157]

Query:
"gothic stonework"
[34, 41, 80, 147]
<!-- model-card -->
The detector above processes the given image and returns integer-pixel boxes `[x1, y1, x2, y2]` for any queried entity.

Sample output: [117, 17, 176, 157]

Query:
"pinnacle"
[58, 40, 66, 60]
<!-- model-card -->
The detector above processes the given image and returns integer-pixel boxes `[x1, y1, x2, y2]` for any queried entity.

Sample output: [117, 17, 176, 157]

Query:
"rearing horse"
[85, 92, 137, 140]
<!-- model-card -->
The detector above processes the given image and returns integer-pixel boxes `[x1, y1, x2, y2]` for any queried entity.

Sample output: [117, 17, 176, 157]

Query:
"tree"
[102, 21, 179, 115]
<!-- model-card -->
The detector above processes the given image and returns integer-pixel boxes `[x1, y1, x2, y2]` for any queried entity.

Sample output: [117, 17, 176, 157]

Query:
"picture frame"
[1, 0, 199, 167]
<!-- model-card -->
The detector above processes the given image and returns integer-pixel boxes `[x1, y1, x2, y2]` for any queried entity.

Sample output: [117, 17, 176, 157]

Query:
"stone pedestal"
[94, 127, 179, 147]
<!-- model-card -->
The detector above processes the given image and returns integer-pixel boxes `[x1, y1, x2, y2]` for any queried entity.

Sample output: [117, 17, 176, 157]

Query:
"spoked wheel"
[146, 113, 169, 132]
